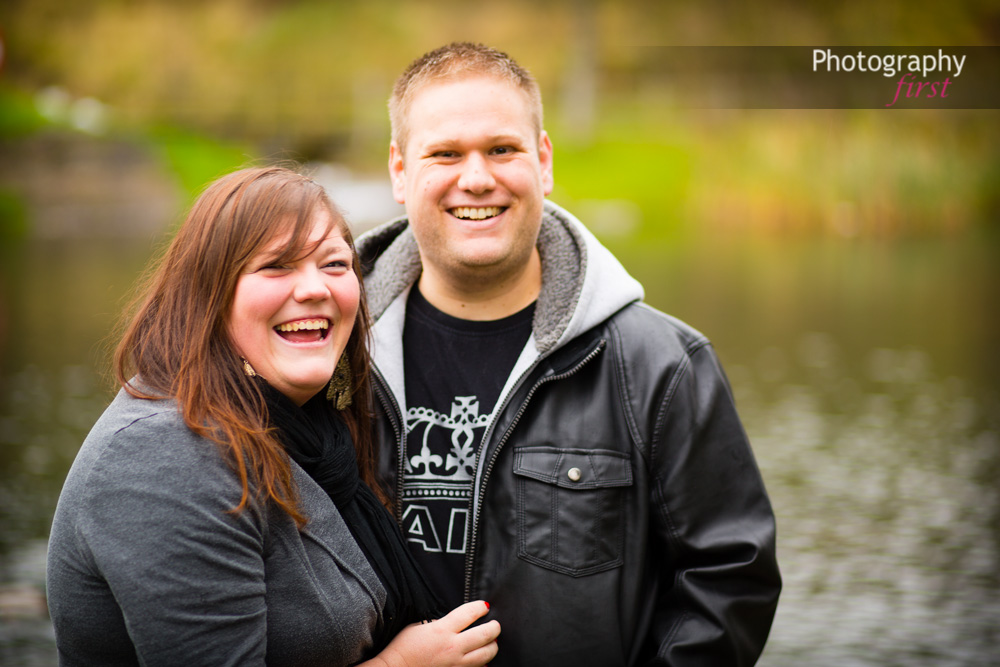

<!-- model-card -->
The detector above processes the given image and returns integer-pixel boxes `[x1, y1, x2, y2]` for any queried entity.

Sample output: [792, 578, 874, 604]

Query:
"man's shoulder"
[356, 218, 423, 319]
[603, 301, 712, 358]
[356, 217, 410, 271]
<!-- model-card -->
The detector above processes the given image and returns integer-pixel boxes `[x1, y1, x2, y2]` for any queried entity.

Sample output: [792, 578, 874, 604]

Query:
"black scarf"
[258, 380, 442, 654]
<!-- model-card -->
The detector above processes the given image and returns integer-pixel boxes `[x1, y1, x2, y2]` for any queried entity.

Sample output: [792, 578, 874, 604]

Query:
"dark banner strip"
[640, 47, 1000, 109]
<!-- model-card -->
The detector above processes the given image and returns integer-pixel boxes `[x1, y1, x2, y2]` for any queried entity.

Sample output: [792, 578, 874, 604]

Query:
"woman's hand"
[362, 600, 499, 667]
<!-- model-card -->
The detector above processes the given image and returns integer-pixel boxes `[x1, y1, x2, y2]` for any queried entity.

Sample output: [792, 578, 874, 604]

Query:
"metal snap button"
[567, 467, 582, 482]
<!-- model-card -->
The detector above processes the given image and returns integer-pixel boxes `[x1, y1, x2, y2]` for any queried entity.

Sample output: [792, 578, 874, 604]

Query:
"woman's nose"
[292, 267, 329, 302]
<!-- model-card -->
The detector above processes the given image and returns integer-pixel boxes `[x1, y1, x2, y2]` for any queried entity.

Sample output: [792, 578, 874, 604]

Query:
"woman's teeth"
[451, 206, 502, 220]
[274, 319, 329, 343]
[274, 318, 328, 333]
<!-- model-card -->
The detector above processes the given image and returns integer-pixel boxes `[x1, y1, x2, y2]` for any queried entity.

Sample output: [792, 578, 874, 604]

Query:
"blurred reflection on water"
[742, 344, 999, 665]
[1, 234, 998, 665]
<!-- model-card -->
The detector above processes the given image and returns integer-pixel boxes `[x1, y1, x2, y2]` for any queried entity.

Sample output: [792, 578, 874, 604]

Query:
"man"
[357, 42, 781, 666]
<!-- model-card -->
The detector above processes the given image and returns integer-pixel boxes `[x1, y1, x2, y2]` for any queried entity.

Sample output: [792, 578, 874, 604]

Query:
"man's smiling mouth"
[274, 318, 330, 343]
[450, 206, 505, 220]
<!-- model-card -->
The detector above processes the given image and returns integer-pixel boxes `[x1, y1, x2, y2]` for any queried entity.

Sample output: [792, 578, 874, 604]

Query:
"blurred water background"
[1, 1, 998, 665]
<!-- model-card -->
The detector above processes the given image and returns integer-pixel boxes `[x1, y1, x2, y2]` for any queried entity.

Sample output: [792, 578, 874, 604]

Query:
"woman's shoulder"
[51, 388, 267, 567]
[87, 389, 209, 455]
[64, 389, 239, 507]
[94, 385, 186, 432]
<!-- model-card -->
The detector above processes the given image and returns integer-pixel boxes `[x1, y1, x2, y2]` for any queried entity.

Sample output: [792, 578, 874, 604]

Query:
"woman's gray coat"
[46, 389, 386, 666]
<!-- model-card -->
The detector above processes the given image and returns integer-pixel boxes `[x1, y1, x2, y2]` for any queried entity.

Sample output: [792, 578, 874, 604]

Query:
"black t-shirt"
[401, 287, 534, 610]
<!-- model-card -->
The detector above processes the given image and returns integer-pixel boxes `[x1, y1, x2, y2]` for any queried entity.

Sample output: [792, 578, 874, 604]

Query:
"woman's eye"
[256, 263, 288, 273]
[325, 260, 351, 271]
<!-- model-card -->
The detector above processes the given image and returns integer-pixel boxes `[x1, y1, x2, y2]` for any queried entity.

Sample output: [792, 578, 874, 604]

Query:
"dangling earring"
[242, 358, 257, 377]
[326, 354, 353, 410]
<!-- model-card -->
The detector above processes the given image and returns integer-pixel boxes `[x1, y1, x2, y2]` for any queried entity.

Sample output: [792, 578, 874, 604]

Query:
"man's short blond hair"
[389, 42, 543, 153]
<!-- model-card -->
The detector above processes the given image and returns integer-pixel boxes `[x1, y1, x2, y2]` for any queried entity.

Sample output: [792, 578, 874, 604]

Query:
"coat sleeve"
[644, 342, 781, 666]
[74, 415, 270, 666]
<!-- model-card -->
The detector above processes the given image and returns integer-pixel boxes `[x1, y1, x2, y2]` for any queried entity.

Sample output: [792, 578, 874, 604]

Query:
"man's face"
[389, 76, 553, 289]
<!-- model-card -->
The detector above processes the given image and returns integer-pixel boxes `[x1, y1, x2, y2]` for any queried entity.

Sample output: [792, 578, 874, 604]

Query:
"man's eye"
[492, 146, 511, 155]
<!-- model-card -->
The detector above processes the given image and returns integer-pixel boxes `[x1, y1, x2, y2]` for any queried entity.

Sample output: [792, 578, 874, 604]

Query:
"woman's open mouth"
[273, 318, 330, 343]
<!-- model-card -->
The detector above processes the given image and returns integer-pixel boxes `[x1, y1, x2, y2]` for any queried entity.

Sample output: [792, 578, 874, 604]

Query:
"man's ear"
[389, 142, 406, 204]
[538, 131, 554, 197]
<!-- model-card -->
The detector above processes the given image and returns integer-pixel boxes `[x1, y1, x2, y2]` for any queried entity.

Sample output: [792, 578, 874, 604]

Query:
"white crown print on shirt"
[405, 396, 490, 481]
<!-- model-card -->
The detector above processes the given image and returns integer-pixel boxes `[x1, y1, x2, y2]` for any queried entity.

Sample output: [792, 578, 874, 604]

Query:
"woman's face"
[227, 210, 360, 405]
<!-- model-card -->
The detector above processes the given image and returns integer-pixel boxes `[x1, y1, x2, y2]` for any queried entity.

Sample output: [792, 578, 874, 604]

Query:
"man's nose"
[456, 153, 496, 194]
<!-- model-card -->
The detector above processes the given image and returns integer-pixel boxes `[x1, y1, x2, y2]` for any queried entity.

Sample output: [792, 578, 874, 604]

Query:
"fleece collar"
[357, 200, 644, 358]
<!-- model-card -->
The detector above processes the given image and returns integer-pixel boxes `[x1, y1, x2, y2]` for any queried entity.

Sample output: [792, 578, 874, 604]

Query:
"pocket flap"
[513, 447, 632, 489]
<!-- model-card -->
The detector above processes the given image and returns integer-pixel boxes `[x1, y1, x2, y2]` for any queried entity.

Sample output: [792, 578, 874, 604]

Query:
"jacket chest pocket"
[512, 446, 632, 577]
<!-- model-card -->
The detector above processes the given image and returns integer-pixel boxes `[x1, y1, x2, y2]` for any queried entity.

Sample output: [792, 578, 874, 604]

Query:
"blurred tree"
[0, 0, 997, 237]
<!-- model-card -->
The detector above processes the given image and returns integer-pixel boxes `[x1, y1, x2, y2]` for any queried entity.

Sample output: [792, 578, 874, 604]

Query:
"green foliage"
[144, 125, 253, 201]
[0, 85, 45, 241]
[0, 85, 50, 138]
[0, 188, 29, 244]
[1, 0, 997, 239]
[553, 138, 692, 240]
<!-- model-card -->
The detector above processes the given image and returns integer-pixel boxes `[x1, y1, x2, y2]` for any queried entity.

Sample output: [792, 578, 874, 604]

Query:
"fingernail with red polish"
[485, 601, 490, 610]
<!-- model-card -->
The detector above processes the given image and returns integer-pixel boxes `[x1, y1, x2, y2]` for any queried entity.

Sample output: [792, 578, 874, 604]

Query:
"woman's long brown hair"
[114, 166, 382, 526]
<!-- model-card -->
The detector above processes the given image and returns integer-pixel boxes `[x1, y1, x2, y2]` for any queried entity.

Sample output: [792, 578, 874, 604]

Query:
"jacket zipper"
[372, 366, 407, 523]
[462, 339, 607, 602]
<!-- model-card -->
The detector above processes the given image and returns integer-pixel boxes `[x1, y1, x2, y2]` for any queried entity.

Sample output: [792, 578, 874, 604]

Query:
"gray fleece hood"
[356, 200, 644, 409]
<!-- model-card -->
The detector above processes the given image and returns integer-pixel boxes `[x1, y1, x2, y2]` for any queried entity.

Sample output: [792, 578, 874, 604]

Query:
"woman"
[46, 166, 500, 666]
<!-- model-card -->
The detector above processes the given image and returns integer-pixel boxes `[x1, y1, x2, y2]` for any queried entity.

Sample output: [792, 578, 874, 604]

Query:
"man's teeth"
[274, 319, 329, 332]
[452, 206, 502, 220]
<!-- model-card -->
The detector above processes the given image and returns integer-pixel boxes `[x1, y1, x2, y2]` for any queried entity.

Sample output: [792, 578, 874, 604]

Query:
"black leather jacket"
[358, 203, 780, 666]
